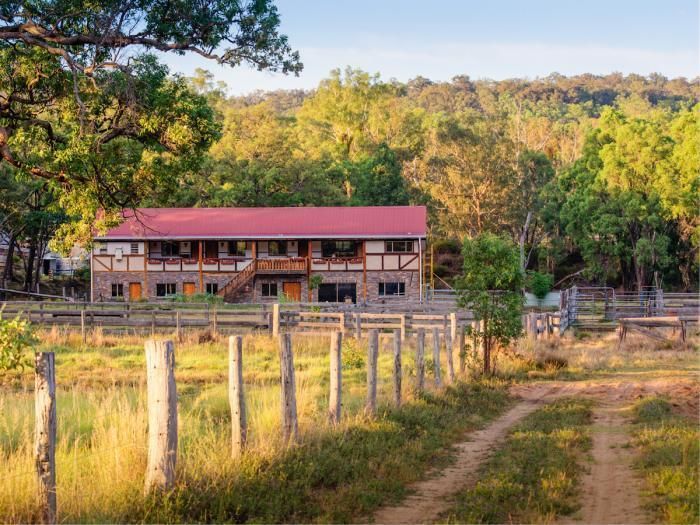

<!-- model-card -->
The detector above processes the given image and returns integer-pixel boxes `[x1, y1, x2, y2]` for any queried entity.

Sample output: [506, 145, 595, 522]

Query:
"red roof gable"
[97, 206, 427, 240]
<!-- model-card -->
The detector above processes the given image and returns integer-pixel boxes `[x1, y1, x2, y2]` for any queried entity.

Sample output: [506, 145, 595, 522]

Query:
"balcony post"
[198, 241, 203, 293]
[362, 241, 367, 303]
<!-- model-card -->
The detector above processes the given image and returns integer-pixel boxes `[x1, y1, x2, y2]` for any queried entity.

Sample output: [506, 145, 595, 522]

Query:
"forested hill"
[148, 70, 699, 291]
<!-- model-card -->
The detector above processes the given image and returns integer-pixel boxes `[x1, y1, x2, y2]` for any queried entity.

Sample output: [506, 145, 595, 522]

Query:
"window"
[156, 283, 177, 297]
[130, 243, 139, 254]
[97, 243, 107, 254]
[111, 283, 124, 298]
[228, 241, 247, 257]
[261, 282, 278, 297]
[206, 282, 219, 295]
[379, 282, 406, 297]
[268, 241, 287, 256]
[385, 240, 413, 253]
[161, 241, 180, 257]
[321, 240, 357, 257]
[318, 283, 357, 303]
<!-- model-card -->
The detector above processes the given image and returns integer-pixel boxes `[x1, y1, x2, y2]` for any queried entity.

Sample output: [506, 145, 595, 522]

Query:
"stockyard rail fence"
[558, 286, 699, 333]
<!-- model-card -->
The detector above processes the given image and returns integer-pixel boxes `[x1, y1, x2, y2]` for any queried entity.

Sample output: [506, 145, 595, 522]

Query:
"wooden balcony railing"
[144, 257, 307, 273]
[256, 257, 307, 273]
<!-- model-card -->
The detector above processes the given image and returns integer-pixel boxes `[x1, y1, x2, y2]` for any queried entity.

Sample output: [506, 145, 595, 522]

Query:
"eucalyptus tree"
[0, 1, 301, 248]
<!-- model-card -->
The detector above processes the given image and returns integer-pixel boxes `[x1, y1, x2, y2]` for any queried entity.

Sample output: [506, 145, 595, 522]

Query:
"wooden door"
[183, 282, 196, 296]
[282, 282, 301, 302]
[128, 282, 142, 301]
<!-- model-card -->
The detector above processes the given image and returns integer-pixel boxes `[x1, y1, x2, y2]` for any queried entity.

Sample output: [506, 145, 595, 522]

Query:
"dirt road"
[371, 375, 697, 524]
[371, 387, 559, 524]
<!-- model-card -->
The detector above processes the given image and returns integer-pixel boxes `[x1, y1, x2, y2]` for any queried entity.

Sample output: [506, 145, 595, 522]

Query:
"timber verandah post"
[198, 241, 204, 293]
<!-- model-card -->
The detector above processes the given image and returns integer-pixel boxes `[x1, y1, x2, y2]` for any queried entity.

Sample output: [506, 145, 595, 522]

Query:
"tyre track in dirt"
[370, 385, 563, 524]
[564, 402, 648, 524]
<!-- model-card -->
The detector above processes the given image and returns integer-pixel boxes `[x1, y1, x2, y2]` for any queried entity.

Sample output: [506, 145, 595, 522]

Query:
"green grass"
[0, 331, 512, 523]
[443, 398, 594, 524]
[631, 397, 699, 524]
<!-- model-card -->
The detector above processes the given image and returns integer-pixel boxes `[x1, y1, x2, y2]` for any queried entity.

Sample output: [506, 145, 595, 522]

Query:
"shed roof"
[96, 206, 427, 240]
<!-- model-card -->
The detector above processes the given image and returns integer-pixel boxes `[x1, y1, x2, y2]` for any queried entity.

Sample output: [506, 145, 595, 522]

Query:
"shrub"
[527, 271, 554, 300]
[0, 312, 37, 371]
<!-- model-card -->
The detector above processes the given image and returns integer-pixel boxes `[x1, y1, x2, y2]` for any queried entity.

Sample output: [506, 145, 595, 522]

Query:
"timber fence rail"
[18, 326, 468, 522]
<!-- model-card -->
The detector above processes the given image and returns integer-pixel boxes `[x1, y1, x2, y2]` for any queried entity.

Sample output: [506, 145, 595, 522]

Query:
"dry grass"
[1, 328, 504, 523]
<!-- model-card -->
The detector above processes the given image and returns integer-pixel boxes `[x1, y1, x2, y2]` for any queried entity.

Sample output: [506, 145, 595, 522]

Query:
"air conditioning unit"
[115, 248, 123, 261]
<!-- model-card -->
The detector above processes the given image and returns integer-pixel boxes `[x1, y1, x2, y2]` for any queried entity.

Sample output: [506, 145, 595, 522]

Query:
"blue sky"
[160, 0, 699, 94]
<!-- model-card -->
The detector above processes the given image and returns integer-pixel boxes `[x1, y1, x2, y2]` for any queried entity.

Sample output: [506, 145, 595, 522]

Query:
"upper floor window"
[268, 241, 287, 256]
[96, 243, 107, 254]
[385, 240, 413, 253]
[228, 241, 247, 257]
[161, 241, 179, 257]
[130, 243, 139, 255]
[321, 241, 357, 258]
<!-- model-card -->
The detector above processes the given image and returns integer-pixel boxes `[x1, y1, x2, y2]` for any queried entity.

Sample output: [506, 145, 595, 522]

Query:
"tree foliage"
[0, 1, 301, 247]
[456, 234, 524, 374]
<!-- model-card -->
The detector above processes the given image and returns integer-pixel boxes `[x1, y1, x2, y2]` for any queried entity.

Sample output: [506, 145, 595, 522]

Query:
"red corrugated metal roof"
[97, 206, 427, 239]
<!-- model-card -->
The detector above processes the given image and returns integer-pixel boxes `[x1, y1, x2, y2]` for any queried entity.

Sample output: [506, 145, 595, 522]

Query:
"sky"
[159, 0, 700, 95]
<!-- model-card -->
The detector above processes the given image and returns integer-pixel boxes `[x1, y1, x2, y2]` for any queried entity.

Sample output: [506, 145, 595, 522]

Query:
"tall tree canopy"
[0, 0, 301, 247]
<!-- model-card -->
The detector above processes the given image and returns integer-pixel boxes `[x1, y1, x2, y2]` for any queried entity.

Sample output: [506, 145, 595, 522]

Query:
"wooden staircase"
[218, 260, 257, 302]
[217, 257, 309, 302]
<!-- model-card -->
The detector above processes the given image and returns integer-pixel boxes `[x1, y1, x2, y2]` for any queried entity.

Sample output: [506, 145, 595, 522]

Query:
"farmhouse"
[91, 206, 427, 303]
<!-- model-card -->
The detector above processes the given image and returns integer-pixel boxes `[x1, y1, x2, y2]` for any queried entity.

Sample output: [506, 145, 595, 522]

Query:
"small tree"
[456, 234, 524, 374]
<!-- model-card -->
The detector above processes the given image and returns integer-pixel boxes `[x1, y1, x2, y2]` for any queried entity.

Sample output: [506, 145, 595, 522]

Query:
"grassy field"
[1, 325, 698, 523]
[631, 397, 700, 524]
[0, 327, 511, 523]
[443, 398, 594, 524]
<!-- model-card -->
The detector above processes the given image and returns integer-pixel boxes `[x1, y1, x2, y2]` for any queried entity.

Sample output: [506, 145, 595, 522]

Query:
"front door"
[129, 282, 142, 301]
[183, 282, 196, 296]
[282, 282, 302, 302]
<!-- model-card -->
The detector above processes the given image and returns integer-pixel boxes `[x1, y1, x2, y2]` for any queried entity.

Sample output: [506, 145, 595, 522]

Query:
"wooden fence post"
[80, 310, 86, 343]
[392, 329, 402, 407]
[445, 330, 455, 383]
[278, 333, 298, 443]
[272, 304, 280, 338]
[151, 312, 156, 338]
[35, 352, 56, 525]
[329, 331, 342, 424]
[175, 311, 182, 343]
[416, 328, 425, 393]
[211, 308, 218, 335]
[450, 312, 457, 343]
[458, 328, 466, 374]
[432, 327, 442, 387]
[366, 329, 379, 416]
[144, 340, 178, 493]
[355, 314, 362, 340]
[229, 336, 247, 456]
[399, 314, 406, 341]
